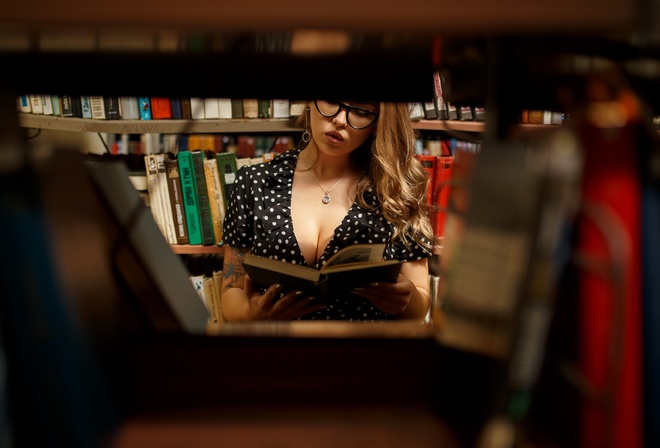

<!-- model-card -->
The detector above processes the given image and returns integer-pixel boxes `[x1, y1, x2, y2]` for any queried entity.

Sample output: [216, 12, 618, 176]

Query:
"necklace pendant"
[322, 194, 331, 204]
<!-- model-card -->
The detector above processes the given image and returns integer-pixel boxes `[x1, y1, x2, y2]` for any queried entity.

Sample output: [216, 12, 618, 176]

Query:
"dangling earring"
[302, 107, 311, 143]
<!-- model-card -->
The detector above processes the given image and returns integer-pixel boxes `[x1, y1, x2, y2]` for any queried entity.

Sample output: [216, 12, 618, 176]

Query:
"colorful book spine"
[80, 95, 93, 119]
[90, 96, 106, 120]
[150, 97, 172, 120]
[215, 151, 238, 206]
[203, 158, 225, 244]
[138, 97, 152, 120]
[177, 151, 203, 245]
[164, 156, 189, 245]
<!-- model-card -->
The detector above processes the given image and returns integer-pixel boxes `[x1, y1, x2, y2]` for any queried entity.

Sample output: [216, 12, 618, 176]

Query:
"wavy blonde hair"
[296, 101, 434, 251]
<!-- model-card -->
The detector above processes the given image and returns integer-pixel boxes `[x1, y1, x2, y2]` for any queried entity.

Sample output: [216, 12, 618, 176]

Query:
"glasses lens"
[315, 100, 378, 129]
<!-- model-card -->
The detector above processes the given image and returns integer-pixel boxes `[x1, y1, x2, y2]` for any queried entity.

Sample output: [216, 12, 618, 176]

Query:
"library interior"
[1, 1, 659, 447]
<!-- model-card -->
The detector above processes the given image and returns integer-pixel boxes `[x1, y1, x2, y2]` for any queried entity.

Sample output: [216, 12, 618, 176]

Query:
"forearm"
[396, 285, 430, 321]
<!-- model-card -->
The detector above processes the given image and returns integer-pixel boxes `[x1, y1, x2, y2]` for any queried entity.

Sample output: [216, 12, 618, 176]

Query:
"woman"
[221, 100, 434, 322]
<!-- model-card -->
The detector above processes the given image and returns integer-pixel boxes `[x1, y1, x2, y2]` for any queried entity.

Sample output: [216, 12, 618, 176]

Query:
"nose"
[332, 108, 348, 126]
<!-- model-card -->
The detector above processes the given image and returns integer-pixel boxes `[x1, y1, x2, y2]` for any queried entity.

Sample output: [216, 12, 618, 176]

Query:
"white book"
[204, 98, 220, 119]
[155, 153, 177, 244]
[190, 97, 205, 120]
[289, 100, 306, 117]
[41, 95, 54, 115]
[144, 154, 168, 242]
[272, 99, 290, 118]
[243, 99, 259, 118]
[50, 95, 61, 116]
[29, 95, 43, 114]
[218, 98, 233, 119]
[119, 97, 140, 120]
[90, 96, 106, 120]
[80, 95, 93, 119]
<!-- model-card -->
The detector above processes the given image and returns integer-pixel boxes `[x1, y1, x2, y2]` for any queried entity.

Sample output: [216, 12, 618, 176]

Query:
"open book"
[243, 244, 402, 301]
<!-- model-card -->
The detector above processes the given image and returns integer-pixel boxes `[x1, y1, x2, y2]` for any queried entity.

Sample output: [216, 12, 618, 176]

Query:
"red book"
[415, 154, 436, 209]
[432, 156, 453, 240]
[150, 97, 173, 120]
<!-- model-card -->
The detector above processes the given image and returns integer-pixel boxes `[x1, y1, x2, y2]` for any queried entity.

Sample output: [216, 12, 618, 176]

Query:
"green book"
[215, 151, 238, 206]
[177, 151, 203, 245]
[190, 150, 217, 246]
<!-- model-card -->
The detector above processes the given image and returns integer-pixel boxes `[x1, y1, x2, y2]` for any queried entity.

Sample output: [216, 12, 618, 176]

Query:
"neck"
[299, 147, 354, 179]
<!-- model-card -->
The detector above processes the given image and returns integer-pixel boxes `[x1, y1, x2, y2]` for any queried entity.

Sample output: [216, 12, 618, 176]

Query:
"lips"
[325, 131, 344, 143]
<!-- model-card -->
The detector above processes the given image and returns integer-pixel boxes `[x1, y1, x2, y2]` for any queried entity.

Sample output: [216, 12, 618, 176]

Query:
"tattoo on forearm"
[223, 247, 248, 289]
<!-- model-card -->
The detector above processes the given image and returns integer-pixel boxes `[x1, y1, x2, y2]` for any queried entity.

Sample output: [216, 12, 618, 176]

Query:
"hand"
[350, 274, 415, 315]
[243, 275, 326, 320]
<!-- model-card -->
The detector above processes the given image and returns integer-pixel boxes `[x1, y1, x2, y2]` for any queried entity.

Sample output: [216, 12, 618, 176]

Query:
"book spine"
[144, 154, 168, 241]
[203, 158, 225, 244]
[204, 98, 219, 119]
[432, 156, 454, 240]
[80, 95, 93, 119]
[155, 153, 177, 244]
[433, 71, 449, 120]
[18, 95, 31, 113]
[29, 94, 44, 114]
[243, 99, 259, 118]
[191, 151, 217, 246]
[90, 96, 106, 120]
[170, 97, 183, 119]
[50, 95, 61, 116]
[177, 151, 203, 245]
[151, 97, 172, 119]
[164, 157, 189, 245]
[230, 98, 244, 118]
[41, 94, 54, 115]
[190, 97, 205, 119]
[215, 151, 238, 206]
[70, 95, 83, 118]
[119, 96, 140, 120]
[138, 97, 152, 120]
[59, 95, 74, 117]
[218, 98, 233, 119]
[180, 97, 193, 119]
[104, 96, 121, 120]
[258, 99, 272, 118]
[272, 99, 290, 118]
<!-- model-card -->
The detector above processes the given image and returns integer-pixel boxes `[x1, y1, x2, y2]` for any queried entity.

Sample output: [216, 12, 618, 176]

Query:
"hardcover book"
[18, 95, 31, 113]
[203, 158, 226, 244]
[170, 97, 183, 119]
[29, 94, 44, 114]
[80, 95, 93, 119]
[90, 96, 106, 120]
[230, 98, 244, 118]
[190, 150, 217, 246]
[215, 151, 238, 205]
[180, 97, 193, 119]
[190, 98, 205, 119]
[218, 98, 233, 119]
[203, 98, 219, 119]
[177, 151, 203, 245]
[151, 97, 172, 120]
[41, 94, 54, 115]
[104, 96, 121, 120]
[59, 95, 74, 117]
[243, 243, 401, 300]
[50, 95, 61, 116]
[70, 96, 83, 118]
[243, 99, 259, 118]
[164, 156, 189, 245]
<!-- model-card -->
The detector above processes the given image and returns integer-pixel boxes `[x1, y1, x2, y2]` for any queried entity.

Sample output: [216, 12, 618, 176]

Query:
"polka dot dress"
[222, 148, 431, 321]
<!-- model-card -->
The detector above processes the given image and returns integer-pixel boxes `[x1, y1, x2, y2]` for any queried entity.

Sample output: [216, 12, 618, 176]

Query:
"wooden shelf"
[170, 244, 224, 255]
[412, 120, 485, 132]
[18, 114, 302, 134]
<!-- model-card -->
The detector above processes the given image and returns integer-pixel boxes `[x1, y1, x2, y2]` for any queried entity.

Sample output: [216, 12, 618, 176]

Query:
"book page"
[324, 243, 386, 268]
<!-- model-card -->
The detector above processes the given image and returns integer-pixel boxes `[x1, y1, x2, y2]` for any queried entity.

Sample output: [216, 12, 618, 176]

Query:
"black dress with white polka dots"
[222, 148, 432, 321]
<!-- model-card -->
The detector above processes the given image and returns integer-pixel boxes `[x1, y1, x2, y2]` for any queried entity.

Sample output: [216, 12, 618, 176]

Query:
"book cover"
[104, 96, 121, 120]
[215, 151, 238, 206]
[151, 97, 172, 120]
[90, 96, 106, 120]
[180, 97, 193, 119]
[70, 95, 83, 118]
[119, 97, 140, 120]
[203, 158, 226, 244]
[41, 94, 54, 115]
[243, 98, 259, 118]
[409, 102, 424, 120]
[80, 95, 93, 119]
[139, 97, 152, 120]
[177, 151, 203, 245]
[218, 98, 233, 119]
[243, 243, 401, 300]
[203, 98, 219, 119]
[187, 134, 217, 152]
[230, 98, 244, 118]
[422, 101, 437, 120]
[190, 97, 205, 119]
[190, 150, 217, 246]
[59, 95, 74, 117]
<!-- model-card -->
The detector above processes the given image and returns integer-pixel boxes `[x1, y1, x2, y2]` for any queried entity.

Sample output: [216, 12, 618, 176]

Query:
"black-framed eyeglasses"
[314, 100, 379, 130]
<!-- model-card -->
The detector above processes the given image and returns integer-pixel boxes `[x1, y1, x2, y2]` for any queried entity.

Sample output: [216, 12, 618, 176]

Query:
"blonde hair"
[296, 102, 434, 251]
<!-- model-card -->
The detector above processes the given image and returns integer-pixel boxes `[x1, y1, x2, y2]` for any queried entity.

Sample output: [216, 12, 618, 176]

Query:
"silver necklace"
[310, 171, 351, 204]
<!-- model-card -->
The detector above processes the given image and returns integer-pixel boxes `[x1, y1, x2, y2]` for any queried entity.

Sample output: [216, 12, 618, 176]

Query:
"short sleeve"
[221, 165, 255, 248]
[384, 234, 433, 262]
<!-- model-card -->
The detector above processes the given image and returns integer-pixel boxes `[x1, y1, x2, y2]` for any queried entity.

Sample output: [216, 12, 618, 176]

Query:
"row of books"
[189, 270, 224, 329]
[115, 133, 296, 159]
[17, 94, 306, 120]
[410, 71, 487, 123]
[144, 149, 273, 247]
